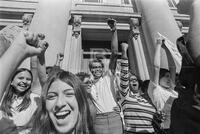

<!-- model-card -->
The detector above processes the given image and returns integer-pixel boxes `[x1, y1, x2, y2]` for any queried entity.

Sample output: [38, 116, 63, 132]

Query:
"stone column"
[62, 25, 73, 71]
[22, 13, 34, 31]
[128, 18, 149, 80]
[65, 15, 82, 74]
[134, 0, 182, 79]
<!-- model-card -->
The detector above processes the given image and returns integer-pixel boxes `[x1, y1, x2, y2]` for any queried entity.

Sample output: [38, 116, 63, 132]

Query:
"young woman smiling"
[30, 69, 92, 134]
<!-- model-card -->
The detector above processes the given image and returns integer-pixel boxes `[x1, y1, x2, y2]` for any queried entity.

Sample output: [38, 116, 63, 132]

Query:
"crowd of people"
[1, 0, 200, 134]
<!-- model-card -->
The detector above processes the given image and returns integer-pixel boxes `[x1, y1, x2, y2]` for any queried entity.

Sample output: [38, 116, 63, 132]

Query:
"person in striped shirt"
[119, 43, 156, 134]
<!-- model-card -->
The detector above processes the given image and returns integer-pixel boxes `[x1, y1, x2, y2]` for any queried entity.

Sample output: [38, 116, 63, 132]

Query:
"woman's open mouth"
[55, 110, 71, 120]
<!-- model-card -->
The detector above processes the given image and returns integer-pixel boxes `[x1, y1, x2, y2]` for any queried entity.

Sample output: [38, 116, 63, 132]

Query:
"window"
[122, 0, 131, 5]
[83, 0, 102, 3]
[167, 0, 177, 7]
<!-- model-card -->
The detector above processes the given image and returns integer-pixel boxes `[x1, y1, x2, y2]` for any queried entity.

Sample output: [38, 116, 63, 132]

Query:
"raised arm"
[107, 18, 118, 74]
[120, 43, 129, 96]
[162, 41, 176, 84]
[0, 31, 46, 99]
[31, 34, 48, 90]
[55, 53, 64, 67]
[153, 38, 163, 85]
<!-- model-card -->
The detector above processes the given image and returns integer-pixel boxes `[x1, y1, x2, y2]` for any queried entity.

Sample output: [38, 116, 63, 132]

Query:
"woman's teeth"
[55, 110, 71, 119]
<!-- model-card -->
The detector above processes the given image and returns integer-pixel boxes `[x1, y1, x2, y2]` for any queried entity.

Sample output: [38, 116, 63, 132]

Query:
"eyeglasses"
[129, 78, 138, 82]
[91, 66, 102, 69]
[84, 80, 93, 85]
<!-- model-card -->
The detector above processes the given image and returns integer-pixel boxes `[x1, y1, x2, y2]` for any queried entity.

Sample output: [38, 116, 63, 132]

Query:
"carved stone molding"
[129, 18, 140, 40]
[22, 13, 34, 30]
[72, 15, 82, 38]
[176, 20, 183, 32]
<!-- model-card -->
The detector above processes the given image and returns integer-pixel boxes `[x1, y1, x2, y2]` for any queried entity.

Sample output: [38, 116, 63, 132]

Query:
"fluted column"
[65, 15, 82, 74]
[62, 25, 73, 70]
[128, 18, 149, 80]
[134, 0, 182, 79]
[22, 13, 34, 31]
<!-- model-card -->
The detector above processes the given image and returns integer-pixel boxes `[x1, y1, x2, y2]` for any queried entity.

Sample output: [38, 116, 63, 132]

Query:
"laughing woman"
[0, 32, 48, 132]
[30, 69, 91, 134]
[0, 68, 39, 127]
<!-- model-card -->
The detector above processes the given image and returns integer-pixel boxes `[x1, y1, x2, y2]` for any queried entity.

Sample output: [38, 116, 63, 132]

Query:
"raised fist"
[121, 43, 129, 52]
[107, 18, 117, 32]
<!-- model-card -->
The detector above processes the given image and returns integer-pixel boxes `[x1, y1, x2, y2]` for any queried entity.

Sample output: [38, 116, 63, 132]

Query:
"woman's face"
[11, 71, 32, 92]
[129, 75, 139, 93]
[46, 80, 79, 134]
[159, 72, 172, 89]
[83, 77, 92, 93]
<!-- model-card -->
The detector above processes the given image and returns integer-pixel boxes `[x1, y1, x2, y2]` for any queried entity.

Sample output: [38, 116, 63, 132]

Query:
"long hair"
[31, 69, 91, 134]
[0, 68, 33, 117]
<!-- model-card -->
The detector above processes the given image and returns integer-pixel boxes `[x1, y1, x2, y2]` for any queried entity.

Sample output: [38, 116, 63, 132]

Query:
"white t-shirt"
[148, 81, 178, 128]
[91, 71, 118, 113]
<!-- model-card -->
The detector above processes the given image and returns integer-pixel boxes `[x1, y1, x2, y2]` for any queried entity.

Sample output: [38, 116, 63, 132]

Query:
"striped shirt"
[119, 58, 156, 133]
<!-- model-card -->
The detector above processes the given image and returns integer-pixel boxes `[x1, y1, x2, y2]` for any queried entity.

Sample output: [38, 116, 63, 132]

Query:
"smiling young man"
[89, 18, 123, 134]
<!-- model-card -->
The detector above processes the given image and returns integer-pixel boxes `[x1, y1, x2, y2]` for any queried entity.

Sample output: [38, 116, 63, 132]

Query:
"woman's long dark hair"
[0, 68, 33, 117]
[30, 69, 91, 134]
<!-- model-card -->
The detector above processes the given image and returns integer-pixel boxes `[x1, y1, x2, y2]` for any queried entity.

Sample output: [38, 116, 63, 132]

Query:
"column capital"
[72, 15, 82, 38]
[129, 18, 140, 40]
[176, 20, 183, 32]
[22, 13, 34, 30]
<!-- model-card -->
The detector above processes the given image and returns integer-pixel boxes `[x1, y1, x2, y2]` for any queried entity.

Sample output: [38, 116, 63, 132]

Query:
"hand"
[57, 53, 64, 61]
[107, 18, 117, 31]
[12, 31, 48, 57]
[159, 111, 166, 122]
[121, 42, 129, 52]
[113, 106, 121, 114]
[156, 37, 164, 45]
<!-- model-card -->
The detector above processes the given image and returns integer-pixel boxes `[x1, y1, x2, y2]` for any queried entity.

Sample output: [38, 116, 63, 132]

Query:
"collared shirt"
[148, 81, 178, 129]
[90, 70, 118, 113]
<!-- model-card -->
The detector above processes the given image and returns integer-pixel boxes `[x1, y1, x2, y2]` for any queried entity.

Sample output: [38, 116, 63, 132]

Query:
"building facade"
[0, 0, 189, 80]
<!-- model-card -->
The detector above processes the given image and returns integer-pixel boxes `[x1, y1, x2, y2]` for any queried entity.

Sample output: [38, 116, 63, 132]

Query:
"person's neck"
[12, 87, 26, 98]
[131, 91, 139, 95]
[93, 77, 100, 83]
[161, 85, 171, 90]
[56, 129, 75, 134]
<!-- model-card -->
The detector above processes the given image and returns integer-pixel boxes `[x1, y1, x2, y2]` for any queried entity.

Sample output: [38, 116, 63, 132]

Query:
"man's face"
[90, 62, 103, 79]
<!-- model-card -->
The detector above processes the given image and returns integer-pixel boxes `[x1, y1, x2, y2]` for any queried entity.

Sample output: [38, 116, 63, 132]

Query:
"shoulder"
[148, 81, 159, 92]
[30, 92, 40, 99]
[30, 93, 41, 107]
[103, 70, 112, 77]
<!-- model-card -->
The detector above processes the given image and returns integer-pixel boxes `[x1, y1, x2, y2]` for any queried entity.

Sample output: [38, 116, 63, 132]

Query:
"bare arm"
[37, 51, 47, 88]
[107, 18, 118, 74]
[120, 43, 129, 95]
[55, 53, 64, 67]
[162, 42, 176, 84]
[31, 35, 48, 90]
[153, 38, 163, 85]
